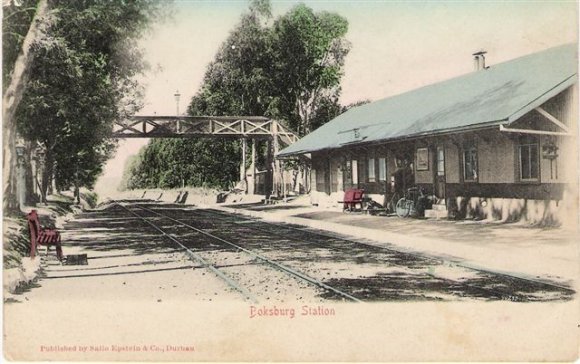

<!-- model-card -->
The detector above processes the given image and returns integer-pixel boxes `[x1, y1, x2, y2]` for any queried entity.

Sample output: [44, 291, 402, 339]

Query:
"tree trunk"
[24, 143, 37, 205]
[296, 98, 312, 136]
[74, 169, 80, 204]
[40, 152, 53, 203]
[48, 171, 54, 195]
[2, 0, 50, 213]
[301, 162, 311, 194]
[40, 172, 48, 204]
[74, 185, 80, 204]
[292, 169, 299, 193]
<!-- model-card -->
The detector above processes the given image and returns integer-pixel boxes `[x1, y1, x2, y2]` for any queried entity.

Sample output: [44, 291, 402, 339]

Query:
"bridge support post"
[240, 138, 247, 193]
[274, 159, 281, 199]
[248, 139, 256, 195]
[272, 122, 280, 198]
[265, 139, 273, 199]
[281, 160, 286, 202]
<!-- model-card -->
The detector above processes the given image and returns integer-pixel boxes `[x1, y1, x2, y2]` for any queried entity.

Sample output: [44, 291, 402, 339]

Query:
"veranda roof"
[278, 43, 577, 157]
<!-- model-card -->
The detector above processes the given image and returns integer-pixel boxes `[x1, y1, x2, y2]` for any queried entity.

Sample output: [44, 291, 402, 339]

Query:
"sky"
[94, 0, 578, 196]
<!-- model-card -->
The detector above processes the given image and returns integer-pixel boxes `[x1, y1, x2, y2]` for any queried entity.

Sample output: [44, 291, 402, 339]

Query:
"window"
[352, 160, 358, 184]
[379, 157, 387, 181]
[437, 147, 445, 176]
[367, 158, 375, 182]
[344, 160, 352, 183]
[463, 144, 478, 182]
[519, 139, 539, 181]
[416, 148, 429, 171]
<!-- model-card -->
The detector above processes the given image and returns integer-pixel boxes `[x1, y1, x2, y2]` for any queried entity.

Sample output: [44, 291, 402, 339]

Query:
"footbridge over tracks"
[111, 116, 306, 197]
[112, 116, 298, 145]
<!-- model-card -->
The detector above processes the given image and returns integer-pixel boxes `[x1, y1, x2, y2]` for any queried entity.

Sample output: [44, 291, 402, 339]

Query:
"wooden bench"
[27, 209, 63, 261]
[338, 188, 365, 212]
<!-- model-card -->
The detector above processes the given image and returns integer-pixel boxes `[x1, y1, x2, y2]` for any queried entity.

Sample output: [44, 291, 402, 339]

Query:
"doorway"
[433, 146, 446, 199]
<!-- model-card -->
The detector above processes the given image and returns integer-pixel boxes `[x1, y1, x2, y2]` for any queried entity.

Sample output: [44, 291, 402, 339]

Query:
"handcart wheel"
[396, 198, 411, 218]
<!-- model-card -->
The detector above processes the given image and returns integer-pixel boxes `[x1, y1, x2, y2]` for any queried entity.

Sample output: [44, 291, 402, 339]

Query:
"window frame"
[416, 147, 429, 171]
[436, 147, 445, 177]
[344, 159, 352, 182]
[462, 143, 478, 183]
[378, 157, 387, 182]
[518, 141, 540, 182]
[367, 157, 376, 182]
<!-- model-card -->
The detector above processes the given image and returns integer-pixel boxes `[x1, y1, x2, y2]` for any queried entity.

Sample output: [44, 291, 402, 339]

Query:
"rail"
[133, 204, 363, 303]
[114, 202, 260, 303]
[196, 207, 576, 297]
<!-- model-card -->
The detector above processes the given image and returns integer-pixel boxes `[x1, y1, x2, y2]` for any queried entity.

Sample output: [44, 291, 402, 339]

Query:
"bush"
[81, 191, 98, 208]
[4, 218, 31, 269]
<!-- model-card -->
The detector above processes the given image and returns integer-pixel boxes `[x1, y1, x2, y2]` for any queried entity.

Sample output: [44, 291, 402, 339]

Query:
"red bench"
[27, 210, 63, 261]
[339, 188, 365, 212]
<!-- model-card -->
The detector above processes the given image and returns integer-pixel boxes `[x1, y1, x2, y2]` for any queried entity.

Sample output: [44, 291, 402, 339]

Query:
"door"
[434, 146, 446, 199]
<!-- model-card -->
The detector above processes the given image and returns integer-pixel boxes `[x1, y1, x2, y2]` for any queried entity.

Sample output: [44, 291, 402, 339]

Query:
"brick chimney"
[472, 50, 488, 71]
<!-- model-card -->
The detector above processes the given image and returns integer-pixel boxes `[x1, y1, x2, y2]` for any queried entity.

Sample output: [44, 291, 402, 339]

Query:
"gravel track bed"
[136, 203, 574, 302]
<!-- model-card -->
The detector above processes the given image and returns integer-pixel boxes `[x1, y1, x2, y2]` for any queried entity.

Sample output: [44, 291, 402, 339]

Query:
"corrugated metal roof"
[278, 44, 577, 157]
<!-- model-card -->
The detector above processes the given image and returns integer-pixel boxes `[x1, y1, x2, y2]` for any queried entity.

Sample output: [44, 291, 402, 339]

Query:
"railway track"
[114, 202, 363, 303]
[203, 207, 576, 293]
[116, 203, 259, 303]
[132, 202, 574, 302]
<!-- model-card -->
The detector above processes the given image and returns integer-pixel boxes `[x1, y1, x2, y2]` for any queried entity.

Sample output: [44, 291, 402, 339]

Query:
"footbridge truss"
[111, 115, 305, 197]
[112, 116, 299, 147]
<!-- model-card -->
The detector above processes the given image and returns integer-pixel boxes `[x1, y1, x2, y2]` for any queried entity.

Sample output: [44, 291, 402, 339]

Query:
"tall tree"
[188, 1, 273, 117]
[189, 2, 351, 135]
[125, 1, 352, 192]
[2, 0, 51, 212]
[270, 4, 350, 136]
[10, 0, 163, 202]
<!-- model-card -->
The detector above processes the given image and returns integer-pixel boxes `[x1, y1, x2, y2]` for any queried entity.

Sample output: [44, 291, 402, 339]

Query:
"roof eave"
[507, 74, 577, 123]
[277, 120, 508, 157]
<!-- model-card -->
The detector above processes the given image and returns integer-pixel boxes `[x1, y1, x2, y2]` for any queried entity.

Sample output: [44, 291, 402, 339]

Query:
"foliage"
[188, 2, 351, 136]
[269, 4, 350, 136]
[122, 139, 241, 190]
[10, 0, 164, 199]
[3, 218, 32, 269]
[2, 0, 38, 90]
[188, 5, 274, 117]
[80, 190, 98, 208]
[2, 0, 49, 213]
[125, 1, 359, 191]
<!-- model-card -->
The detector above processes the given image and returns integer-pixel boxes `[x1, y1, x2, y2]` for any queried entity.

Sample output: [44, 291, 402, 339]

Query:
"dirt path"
[7, 207, 240, 304]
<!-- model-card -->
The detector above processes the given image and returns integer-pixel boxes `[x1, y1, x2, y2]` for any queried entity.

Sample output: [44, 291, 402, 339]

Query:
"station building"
[278, 44, 578, 224]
